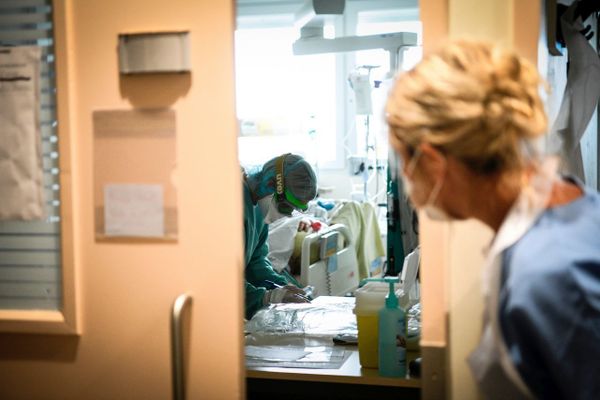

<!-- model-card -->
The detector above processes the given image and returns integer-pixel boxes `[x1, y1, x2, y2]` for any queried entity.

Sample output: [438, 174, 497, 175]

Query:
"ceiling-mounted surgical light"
[292, 0, 417, 73]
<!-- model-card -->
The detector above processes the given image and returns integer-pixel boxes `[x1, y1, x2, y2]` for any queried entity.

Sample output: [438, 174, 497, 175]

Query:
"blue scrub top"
[243, 181, 289, 319]
[499, 184, 600, 399]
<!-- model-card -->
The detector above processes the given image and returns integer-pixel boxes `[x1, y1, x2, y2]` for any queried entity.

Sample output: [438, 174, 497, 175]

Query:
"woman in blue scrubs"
[242, 153, 317, 319]
[386, 40, 600, 399]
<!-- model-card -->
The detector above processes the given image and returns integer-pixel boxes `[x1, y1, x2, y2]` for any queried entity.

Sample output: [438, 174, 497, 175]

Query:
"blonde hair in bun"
[386, 40, 547, 175]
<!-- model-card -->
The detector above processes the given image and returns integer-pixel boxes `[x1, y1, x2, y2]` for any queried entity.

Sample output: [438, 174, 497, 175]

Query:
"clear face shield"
[258, 191, 308, 225]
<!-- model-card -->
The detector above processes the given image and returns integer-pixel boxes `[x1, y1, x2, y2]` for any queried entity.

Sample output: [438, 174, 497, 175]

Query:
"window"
[0, 1, 62, 311]
[235, 1, 421, 175]
[235, 22, 339, 168]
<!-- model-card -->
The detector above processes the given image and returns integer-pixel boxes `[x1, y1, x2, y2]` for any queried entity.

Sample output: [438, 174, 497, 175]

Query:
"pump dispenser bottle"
[377, 276, 406, 377]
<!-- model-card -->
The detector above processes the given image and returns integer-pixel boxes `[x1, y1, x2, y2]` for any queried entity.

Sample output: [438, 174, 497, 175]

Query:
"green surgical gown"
[243, 181, 290, 319]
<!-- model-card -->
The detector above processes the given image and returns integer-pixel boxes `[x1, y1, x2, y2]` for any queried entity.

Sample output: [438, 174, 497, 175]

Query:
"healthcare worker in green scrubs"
[243, 153, 317, 319]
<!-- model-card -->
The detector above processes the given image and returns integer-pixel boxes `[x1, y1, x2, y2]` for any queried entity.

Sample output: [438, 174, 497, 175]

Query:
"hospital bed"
[298, 224, 359, 297]
[267, 200, 386, 298]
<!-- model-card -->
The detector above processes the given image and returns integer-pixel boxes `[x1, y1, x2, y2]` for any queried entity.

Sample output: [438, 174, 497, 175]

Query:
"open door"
[0, 1, 244, 399]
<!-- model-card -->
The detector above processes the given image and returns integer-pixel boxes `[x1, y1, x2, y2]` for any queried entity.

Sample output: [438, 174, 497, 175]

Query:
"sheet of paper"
[245, 346, 310, 362]
[0, 46, 44, 220]
[245, 345, 347, 369]
[104, 184, 164, 237]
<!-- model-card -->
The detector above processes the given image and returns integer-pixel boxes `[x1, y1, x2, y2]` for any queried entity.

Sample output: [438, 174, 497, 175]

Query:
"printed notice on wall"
[104, 184, 164, 237]
[0, 46, 44, 220]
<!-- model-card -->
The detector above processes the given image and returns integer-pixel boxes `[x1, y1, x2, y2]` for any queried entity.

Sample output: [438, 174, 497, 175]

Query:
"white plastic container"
[353, 282, 401, 368]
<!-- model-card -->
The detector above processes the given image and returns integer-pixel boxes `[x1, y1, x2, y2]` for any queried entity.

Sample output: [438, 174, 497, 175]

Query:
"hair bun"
[386, 40, 548, 175]
[483, 98, 504, 121]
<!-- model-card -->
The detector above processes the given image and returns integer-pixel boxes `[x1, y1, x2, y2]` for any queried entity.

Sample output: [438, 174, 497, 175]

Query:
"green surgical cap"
[248, 154, 317, 206]
[281, 154, 318, 206]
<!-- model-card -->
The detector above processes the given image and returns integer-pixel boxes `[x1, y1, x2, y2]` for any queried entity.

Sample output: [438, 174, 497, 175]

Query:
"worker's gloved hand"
[263, 285, 310, 305]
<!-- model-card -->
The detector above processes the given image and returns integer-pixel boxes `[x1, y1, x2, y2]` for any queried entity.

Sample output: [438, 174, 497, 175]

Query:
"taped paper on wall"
[0, 46, 44, 220]
[104, 184, 164, 237]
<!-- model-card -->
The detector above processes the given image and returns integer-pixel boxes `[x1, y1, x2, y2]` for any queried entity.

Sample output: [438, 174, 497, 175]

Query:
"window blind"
[0, 0, 61, 310]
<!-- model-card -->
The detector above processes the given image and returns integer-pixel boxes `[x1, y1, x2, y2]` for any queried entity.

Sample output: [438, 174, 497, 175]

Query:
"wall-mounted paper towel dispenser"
[118, 31, 190, 74]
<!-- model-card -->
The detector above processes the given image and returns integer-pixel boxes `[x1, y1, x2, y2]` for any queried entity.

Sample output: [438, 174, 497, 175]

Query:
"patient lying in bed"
[267, 200, 386, 287]
[267, 215, 325, 276]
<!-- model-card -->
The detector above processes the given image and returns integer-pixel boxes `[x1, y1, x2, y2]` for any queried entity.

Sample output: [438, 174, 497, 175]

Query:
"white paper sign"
[0, 46, 44, 220]
[104, 184, 164, 237]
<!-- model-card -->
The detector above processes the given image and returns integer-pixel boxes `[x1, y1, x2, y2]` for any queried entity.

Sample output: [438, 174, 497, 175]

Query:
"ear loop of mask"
[426, 155, 446, 205]
[400, 146, 423, 196]
[404, 147, 422, 176]
[423, 153, 452, 221]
